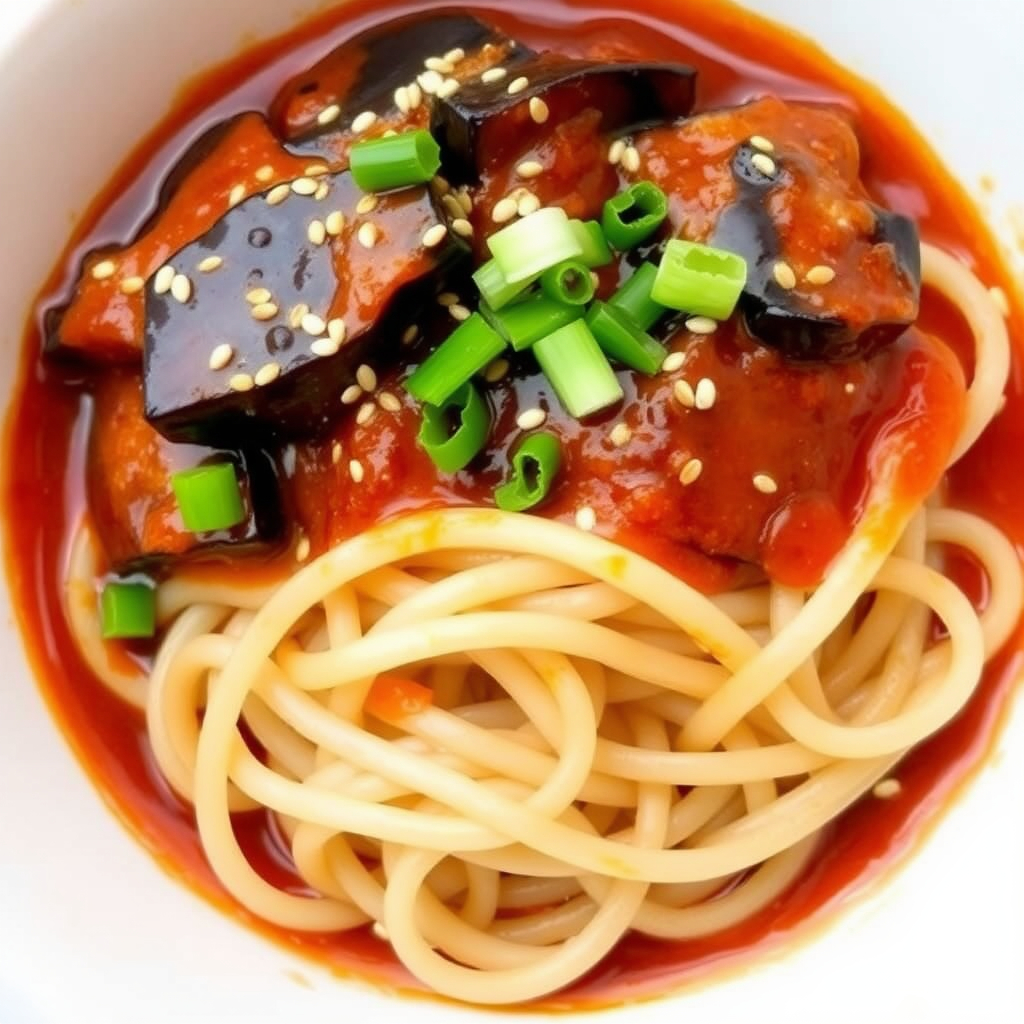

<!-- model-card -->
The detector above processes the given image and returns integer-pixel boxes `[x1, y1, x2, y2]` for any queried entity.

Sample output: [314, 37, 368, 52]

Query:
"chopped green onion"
[417, 382, 491, 473]
[601, 181, 668, 250]
[171, 463, 246, 533]
[533, 320, 623, 419]
[586, 301, 667, 376]
[608, 262, 667, 331]
[101, 580, 156, 640]
[488, 207, 583, 284]
[482, 295, 581, 352]
[405, 313, 507, 406]
[349, 130, 441, 193]
[651, 239, 748, 319]
[494, 432, 563, 512]
[569, 219, 613, 268]
[540, 259, 595, 307]
[473, 258, 532, 311]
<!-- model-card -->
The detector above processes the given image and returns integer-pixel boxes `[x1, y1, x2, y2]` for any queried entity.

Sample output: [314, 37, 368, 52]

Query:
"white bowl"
[1, 1, 1022, 1021]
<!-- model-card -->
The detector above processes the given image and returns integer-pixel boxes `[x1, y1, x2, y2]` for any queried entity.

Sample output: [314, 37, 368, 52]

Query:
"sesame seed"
[445, 47, 466, 64]
[250, 302, 279, 322]
[171, 274, 192, 304]
[341, 384, 363, 405]
[266, 184, 291, 206]
[517, 193, 541, 217]
[401, 325, 420, 345]
[806, 265, 836, 286]
[482, 67, 507, 83]
[436, 78, 460, 99]
[254, 362, 281, 387]
[154, 265, 175, 295]
[575, 507, 597, 532]
[451, 218, 474, 238]
[407, 82, 422, 109]
[394, 85, 411, 113]
[422, 223, 448, 248]
[989, 285, 1010, 317]
[437, 292, 459, 307]
[686, 316, 718, 335]
[378, 391, 402, 412]
[356, 193, 379, 215]
[609, 422, 632, 447]
[314, 181, 330, 202]
[417, 70, 444, 94]
[356, 401, 377, 425]
[507, 76, 530, 96]
[773, 261, 797, 290]
[751, 153, 777, 177]
[424, 56, 455, 74]
[516, 160, 544, 179]
[328, 319, 347, 345]
[352, 110, 378, 133]
[873, 779, 902, 800]
[317, 104, 341, 126]
[441, 193, 464, 219]
[753, 473, 778, 494]
[844, 382, 857, 394]
[621, 146, 641, 173]
[305, 163, 329, 177]
[246, 287, 272, 305]
[229, 373, 255, 392]
[208, 343, 234, 370]
[307, 219, 327, 246]
[661, 352, 686, 373]
[119, 276, 145, 296]
[295, 535, 311, 562]
[432, 173, 451, 194]
[198, 255, 224, 273]
[358, 223, 380, 249]
[679, 458, 703, 486]
[517, 407, 547, 430]
[356, 363, 377, 392]
[673, 380, 696, 408]
[449, 304, 471, 322]
[301, 312, 327, 336]
[608, 139, 626, 165]
[311, 337, 340, 358]
[91, 260, 117, 281]
[325, 210, 345, 236]
[228, 183, 246, 207]
[483, 358, 510, 383]
[529, 97, 550, 124]
[331, 441, 343, 464]
[694, 378, 717, 410]
[255, 164, 274, 183]
[456, 189, 473, 214]
[749, 135, 775, 153]
[492, 197, 519, 223]
[288, 303, 310, 329]
[291, 177, 318, 196]
[349, 459, 365, 483]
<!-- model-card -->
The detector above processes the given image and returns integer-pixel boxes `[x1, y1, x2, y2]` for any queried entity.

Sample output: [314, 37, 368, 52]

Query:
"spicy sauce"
[3, 0, 1022, 1010]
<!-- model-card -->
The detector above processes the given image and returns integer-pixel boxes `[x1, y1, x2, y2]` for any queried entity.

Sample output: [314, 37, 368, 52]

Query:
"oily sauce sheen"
[4, 0, 1023, 1009]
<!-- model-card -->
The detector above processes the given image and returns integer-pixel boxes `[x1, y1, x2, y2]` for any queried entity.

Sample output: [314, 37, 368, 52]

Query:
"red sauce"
[3, 0, 1023, 1010]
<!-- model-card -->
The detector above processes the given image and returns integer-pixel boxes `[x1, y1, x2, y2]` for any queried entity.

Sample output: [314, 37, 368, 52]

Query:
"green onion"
[586, 301, 667, 376]
[533, 320, 623, 419]
[540, 259, 595, 307]
[651, 239, 748, 320]
[417, 382, 491, 473]
[494, 432, 563, 512]
[488, 207, 583, 284]
[482, 295, 581, 352]
[171, 463, 246, 533]
[601, 181, 668, 250]
[608, 262, 667, 331]
[569, 220, 613, 268]
[349, 130, 441, 193]
[101, 580, 156, 640]
[405, 313, 507, 406]
[473, 258, 532, 311]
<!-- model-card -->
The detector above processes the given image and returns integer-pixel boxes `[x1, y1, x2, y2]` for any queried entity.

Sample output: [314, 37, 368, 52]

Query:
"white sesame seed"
[989, 285, 1010, 317]
[266, 183, 291, 206]
[229, 373, 255, 392]
[358, 223, 380, 249]
[407, 82, 422, 109]
[686, 316, 718, 335]
[436, 78, 460, 99]
[424, 56, 455, 74]
[295, 535, 311, 562]
[492, 197, 519, 223]
[517, 192, 540, 217]
[305, 163, 329, 177]
[255, 164, 275, 183]
[291, 177, 319, 196]
[154, 265, 175, 295]
[341, 384, 363, 405]
[314, 181, 330, 202]
[437, 292, 459, 307]
[119, 276, 145, 296]
[325, 210, 345, 236]
[254, 362, 281, 387]
[228, 183, 246, 207]
[529, 97, 550, 124]
[91, 259, 117, 281]
[394, 85, 411, 114]
[481, 66, 507, 83]
[378, 391, 402, 412]
[449, 304, 471, 322]
[673, 380, 696, 408]
[751, 153, 777, 177]
[356, 193, 379, 215]
[608, 139, 626, 165]
[356, 363, 377, 392]
[301, 312, 327, 336]
[432, 173, 451, 194]
[307, 219, 327, 246]
[328, 318, 347, 345]
[197, 255, 224, 273]
[288, 303, 309, 329]
[251, 302, 279, 322]
[331, 441, 343, 465]
[456, 189, 473, 215]
[356, 401, 377, 425]
[806, 265, 836, 286]
[401, 324, 419, 345]
[441, 194, 464, 220]
[749, 135, 775, 153]
[517, 407, 547, 430]
[609, 422, 632, 447]
[451, 217, 474, 238]
[679, 458, 703, 486]
[445, 47, 466, 64]
[317, 103, 341, 126]
[352, 110, 378, 133]
[507, 76, 530, 95]
[208, 343, 234, 371]
[873, 778, 902, 799]
[753, 473, 778, 494]
[773, 261, 797, 290]
[516, 160, 544, 179]
[417, 70, 444, 94]
[575, 506, 597, 532]
[694, 377, 717, 410]
[171, 274, 192, 304]
[349, 459, 365, 483]
[311, 337, 339, 358]
[422, 223, 448, 248]
[483, 358, 510, 383]
[621, 146, 641, 173]
[661, 351, 686, 373]
[844, 382, 857, 394]
[246, 287, 272, 305]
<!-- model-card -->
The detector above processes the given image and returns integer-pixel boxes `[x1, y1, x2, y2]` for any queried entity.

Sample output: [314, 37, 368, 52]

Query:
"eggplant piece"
[143, 170, 469, 446]
[88, 371, 282, 574]
[431, 55, 697, 183]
